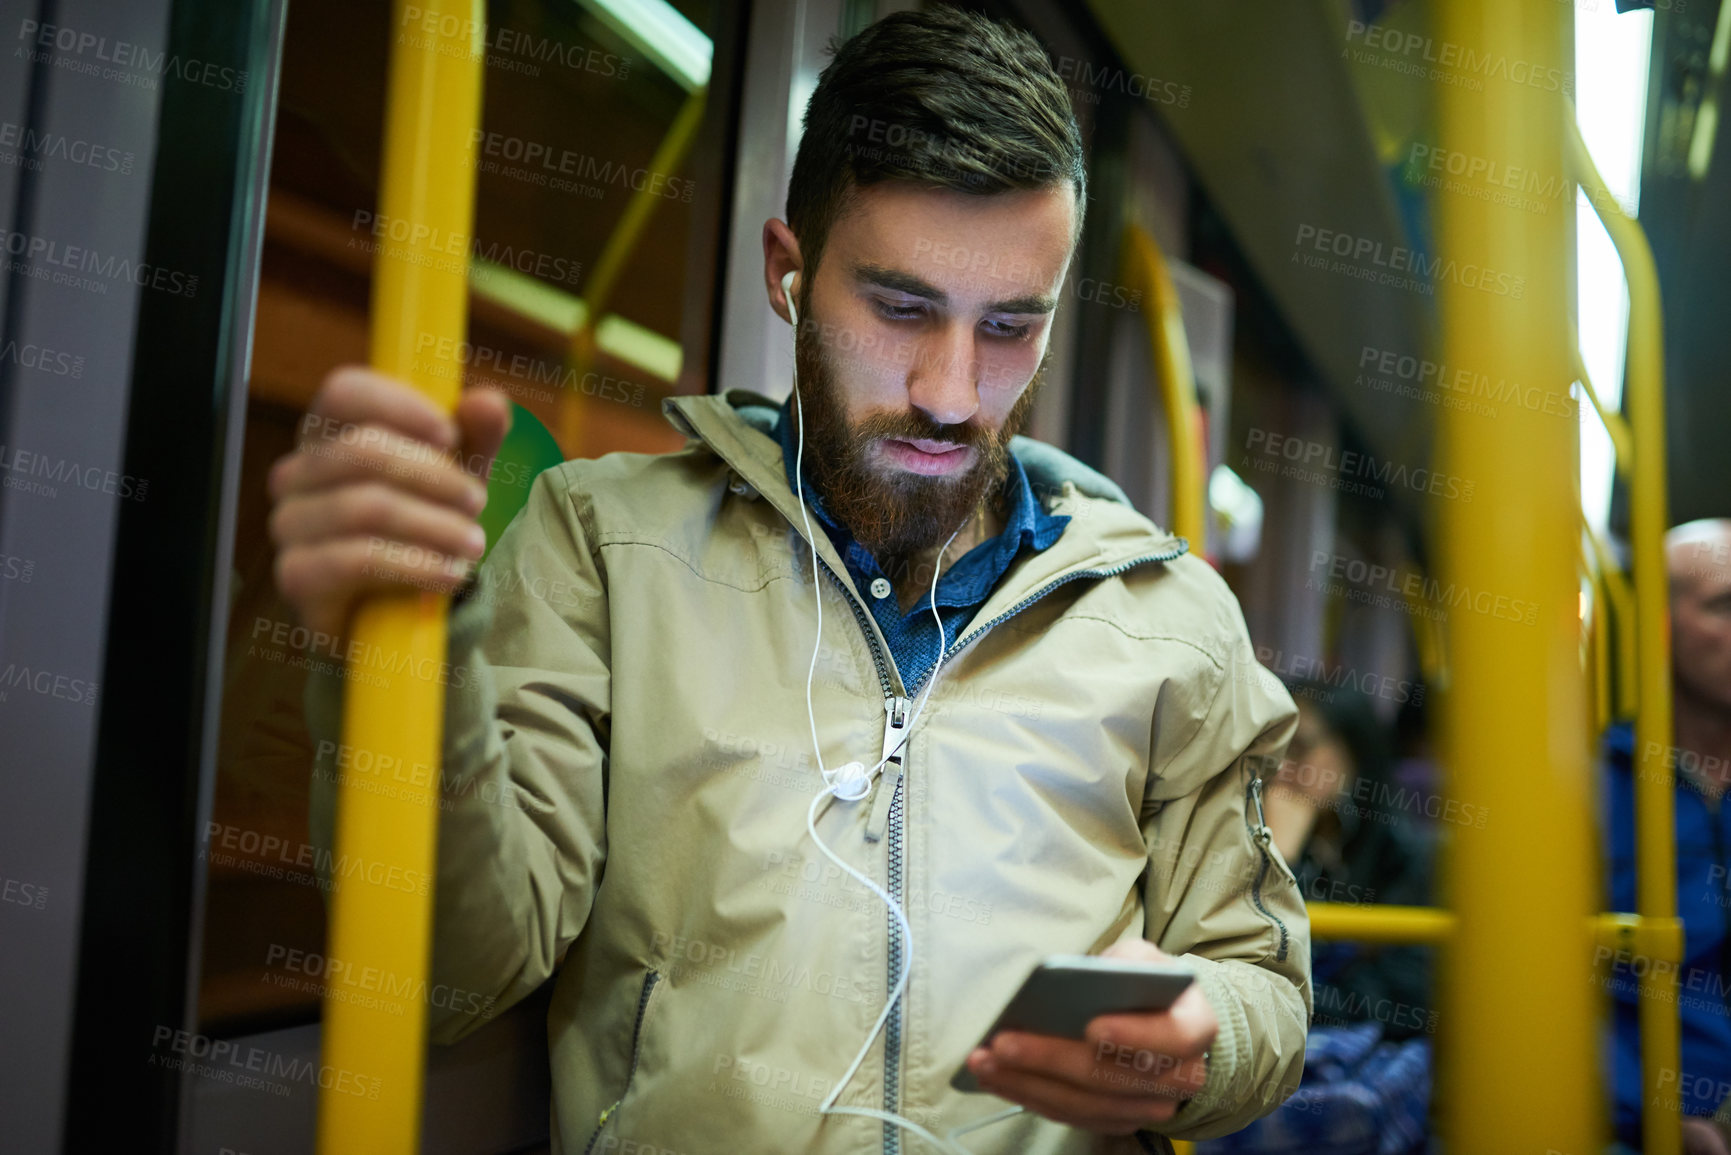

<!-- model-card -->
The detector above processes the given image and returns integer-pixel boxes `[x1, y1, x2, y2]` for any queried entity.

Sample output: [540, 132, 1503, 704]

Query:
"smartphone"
[950, 955, 1194, 1093]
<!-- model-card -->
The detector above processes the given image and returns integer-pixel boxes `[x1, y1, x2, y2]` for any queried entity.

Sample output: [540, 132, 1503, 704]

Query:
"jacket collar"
[662, 391, 1187, 614]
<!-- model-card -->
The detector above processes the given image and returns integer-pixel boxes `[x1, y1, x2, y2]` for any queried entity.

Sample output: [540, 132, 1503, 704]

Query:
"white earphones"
[822, 759, 872, 800]
[786, 278, 881, 796]
[776, 267, 1015, 1151]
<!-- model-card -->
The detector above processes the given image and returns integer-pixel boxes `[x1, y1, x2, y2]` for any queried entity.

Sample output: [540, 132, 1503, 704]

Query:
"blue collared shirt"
[774, 398, 1069, 693]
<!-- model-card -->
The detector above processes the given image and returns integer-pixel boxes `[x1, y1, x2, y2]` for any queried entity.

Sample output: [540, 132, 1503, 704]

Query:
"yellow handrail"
[1575, 345, 1635, 475]
[1119, 223, 1205, 546]
[1307, 906, 1688, 956]
[316, 3, 484, 1152]
[1568, 111, 1682, 1155]
[1586, 522, 1640, 721]
[1306, 903, 1456, 946]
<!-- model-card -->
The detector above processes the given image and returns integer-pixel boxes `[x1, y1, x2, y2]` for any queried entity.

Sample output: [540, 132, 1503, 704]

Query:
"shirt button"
[869, 577, 892, 600]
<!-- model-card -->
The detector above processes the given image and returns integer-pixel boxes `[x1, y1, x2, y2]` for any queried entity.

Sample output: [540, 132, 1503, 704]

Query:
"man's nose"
[906, 322, 979, 428]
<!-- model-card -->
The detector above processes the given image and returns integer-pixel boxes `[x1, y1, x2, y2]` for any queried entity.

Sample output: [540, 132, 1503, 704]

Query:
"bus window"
[200, 0, 735, 1034]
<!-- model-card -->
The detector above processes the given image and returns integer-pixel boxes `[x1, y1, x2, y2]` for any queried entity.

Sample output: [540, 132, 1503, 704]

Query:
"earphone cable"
[787, 276, 1014, 1153]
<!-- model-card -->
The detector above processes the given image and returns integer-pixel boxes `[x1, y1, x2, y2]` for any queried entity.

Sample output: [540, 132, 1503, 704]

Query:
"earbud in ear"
[781, 270, 799, 326]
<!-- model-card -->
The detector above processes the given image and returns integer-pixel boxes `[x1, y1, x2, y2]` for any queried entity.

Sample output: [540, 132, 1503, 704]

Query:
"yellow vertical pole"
[316, 3, 484, 1152]
[1120, 224, 1205, 546]
[1568, 116, 1681, 1155]
[1431, 0, 1601, 1151]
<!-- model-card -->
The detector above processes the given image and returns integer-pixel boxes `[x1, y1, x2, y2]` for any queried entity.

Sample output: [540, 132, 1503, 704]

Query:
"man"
[1604, 519, 1731, 1153]
[270, 8, 1308, 1152]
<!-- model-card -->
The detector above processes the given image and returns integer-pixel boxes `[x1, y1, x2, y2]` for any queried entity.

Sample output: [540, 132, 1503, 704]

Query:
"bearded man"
[269, 8, 1309, 1153]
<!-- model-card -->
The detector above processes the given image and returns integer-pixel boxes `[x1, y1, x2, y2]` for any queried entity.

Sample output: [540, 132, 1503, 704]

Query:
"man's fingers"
[1084, 985, 1216, 1065]
[269, 484, 487, 563]
[274, 537, 475, 634]
[305, 366, 460, 451]
[983, 1038, 1170, 1101]
[1099, 939, 1168, 964]
[970, 1059, 1182, 1135]
[982, 1030, 1202, 1102]
[266, 371, 509, 642]
[274, 423, 488, 512]
[453, 386, 514, 476]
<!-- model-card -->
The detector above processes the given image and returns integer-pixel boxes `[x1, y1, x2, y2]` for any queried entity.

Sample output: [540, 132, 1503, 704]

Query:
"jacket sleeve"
[1137, 614, 1309, 1141]
[306, 463, 609, 1044]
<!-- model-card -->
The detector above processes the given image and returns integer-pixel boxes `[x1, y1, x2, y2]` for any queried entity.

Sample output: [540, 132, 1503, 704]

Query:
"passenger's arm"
[1137, 631, 1310, 1140]
[965, 638, 1309, 1139]
[272, 369, 608, 1043]
[305, 463, 610, 1043]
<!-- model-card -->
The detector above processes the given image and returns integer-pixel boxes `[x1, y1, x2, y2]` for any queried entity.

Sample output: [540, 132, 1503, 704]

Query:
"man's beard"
[791, 306, 1046, 567]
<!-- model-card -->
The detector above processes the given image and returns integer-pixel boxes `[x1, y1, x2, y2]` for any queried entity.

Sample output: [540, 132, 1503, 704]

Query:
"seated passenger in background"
[1266, 685, 1434, 1036]
[1604, 519, 1731, 1155]
[1201, 682, 1435, 1155]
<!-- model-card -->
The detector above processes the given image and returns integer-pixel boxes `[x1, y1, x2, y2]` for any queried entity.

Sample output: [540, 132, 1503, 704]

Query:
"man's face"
[791, 181, 1075, 561]
[1670, 528, 1731, 714]
[1276, 701, 1354, 805]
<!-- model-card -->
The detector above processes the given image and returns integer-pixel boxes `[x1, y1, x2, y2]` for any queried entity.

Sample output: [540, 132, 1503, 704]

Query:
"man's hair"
[785, 5, 1087, 279]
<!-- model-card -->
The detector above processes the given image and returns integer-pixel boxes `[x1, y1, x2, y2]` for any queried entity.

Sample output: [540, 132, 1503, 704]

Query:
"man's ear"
[762, 218, 804, 326]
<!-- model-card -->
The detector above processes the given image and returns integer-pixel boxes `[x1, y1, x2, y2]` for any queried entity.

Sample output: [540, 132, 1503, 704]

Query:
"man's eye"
[874, 300, 925, 321]
[982, 319, 1031, 339]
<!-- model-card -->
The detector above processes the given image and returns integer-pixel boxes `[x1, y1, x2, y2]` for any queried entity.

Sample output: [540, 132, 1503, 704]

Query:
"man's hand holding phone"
[268, 367, 514, 640]
[961, 938, 1215, 1136]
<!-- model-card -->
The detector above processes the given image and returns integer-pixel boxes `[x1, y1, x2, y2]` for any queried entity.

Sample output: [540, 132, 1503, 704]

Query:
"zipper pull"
[1248, 774, 1272, 844]
[865, 696, 909, 843]
[865, 766, 903, 843]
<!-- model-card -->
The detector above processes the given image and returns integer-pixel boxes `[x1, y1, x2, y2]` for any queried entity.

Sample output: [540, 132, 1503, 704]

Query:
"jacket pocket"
[581, 969, 663, 1155]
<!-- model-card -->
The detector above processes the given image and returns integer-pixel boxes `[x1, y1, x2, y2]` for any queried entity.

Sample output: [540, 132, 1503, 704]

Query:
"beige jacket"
[308, 390, 1309, 1154]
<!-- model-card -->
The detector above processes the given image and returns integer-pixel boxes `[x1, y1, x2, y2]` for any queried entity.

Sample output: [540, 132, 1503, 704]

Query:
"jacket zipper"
[812, 561, 908, 1155]
[884, 767, 907, 1155]
[1245, 775, 1291, 963]
[818, 563, 895, 700]
[866, 696, 909, 843]
[582, 970, 661, 1155]
[810, 542, 1188, 1153]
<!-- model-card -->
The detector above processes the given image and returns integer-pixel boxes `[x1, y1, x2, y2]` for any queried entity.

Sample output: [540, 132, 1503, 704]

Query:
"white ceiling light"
[577, 0, 712, 91]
